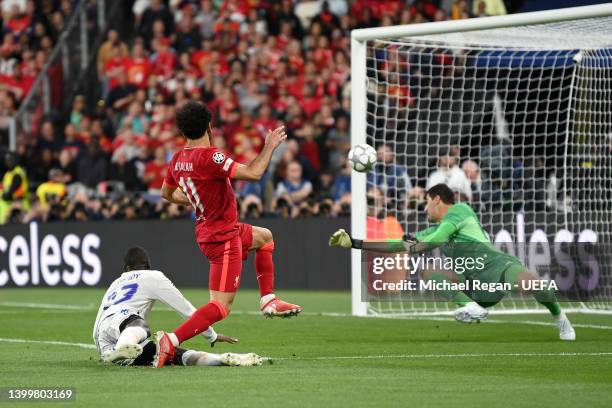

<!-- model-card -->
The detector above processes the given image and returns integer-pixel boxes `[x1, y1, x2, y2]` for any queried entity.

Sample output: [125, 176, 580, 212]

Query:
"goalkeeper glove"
[329, 229, 353, 249]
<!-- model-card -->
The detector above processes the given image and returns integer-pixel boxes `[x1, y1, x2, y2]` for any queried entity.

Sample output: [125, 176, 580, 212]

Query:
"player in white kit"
[93, 247, 263, 367]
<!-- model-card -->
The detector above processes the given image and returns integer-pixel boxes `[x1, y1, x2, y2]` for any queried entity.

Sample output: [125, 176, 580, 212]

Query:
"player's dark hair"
[176, 101, 212, 140]
[426, 184, 455, 205]
[123, 247, 151, 272]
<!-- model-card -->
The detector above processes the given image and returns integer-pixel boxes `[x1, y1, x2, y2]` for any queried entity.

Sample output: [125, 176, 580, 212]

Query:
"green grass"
[1, 289, 611, 407]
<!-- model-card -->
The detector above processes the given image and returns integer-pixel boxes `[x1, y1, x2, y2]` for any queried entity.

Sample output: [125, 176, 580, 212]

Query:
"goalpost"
[350, 4, 612, 317]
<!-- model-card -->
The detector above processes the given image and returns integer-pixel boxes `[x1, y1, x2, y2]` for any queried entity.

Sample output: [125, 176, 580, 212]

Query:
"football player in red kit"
[154, 101, 302, 367]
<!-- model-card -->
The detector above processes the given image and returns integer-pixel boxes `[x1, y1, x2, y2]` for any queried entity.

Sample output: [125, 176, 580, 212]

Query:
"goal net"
[350, 5, 612, 316]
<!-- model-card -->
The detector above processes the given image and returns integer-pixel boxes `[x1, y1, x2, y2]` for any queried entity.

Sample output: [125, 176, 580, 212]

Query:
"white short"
[95, 313, 132, 354]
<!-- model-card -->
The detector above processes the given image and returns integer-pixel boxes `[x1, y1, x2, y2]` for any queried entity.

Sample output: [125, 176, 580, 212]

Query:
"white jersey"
[92, 270, 205, 352]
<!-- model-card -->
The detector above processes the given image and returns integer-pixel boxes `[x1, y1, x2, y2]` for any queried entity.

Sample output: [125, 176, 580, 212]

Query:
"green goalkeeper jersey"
[415, 203, 523, 280]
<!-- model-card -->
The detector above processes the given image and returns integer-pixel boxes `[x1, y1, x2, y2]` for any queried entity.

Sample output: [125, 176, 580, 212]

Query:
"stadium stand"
[0, 0, 526, 224]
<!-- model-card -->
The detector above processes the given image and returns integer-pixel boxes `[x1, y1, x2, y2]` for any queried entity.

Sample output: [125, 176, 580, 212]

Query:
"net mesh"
[361, 17, 612, 315]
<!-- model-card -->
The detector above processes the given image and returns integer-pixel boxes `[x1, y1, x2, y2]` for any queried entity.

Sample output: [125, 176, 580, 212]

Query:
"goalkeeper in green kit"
[329, 184, 575, 341]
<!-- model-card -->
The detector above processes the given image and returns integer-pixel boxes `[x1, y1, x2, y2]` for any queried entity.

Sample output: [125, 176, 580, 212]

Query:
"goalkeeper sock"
[173, 301, 228, 344]
[255, 241, 275, 297]
[427, 272, 472, 306]
[115, 327, 147, 349]
[533, 289, 562, 316]
[451, 292, 473, 307]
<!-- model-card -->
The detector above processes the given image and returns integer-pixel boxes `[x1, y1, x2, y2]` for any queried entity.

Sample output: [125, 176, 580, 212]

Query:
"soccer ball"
[348, 144, 377, 173]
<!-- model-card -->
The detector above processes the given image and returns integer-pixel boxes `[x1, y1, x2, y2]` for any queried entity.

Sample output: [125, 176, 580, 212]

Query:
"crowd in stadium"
[0, 0, 71, 136]
[0, 0, 523, 224]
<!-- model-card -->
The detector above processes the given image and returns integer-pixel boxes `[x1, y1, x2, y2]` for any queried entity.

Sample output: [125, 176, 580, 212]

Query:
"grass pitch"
[1, 289, 611, 407]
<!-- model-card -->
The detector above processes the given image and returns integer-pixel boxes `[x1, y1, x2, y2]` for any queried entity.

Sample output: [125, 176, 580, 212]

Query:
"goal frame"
[350, 3, 612, 317]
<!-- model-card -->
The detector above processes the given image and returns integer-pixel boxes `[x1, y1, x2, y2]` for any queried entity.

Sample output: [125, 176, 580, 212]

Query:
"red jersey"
[124, 57, 152, 88]
[164, 147, 238, 243]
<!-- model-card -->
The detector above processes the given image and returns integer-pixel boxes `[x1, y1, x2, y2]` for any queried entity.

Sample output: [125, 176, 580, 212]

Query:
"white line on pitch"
[270, 352, 612, 361]
[489, 319, 612, 330]
[0, 337, 96, 349]
[397, 316, 612, 330]
[0, 301, 96, 310]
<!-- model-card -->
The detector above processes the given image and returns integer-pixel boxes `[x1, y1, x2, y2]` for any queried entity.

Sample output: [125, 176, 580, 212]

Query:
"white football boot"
[220, 353, 263, 367]
[101, 343, 143, 364]
[555, 312, 576, 341]
[454, 302, 489, 324]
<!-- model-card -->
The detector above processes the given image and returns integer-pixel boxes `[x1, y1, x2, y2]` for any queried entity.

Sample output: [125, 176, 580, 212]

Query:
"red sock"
[173, 300, 228, 343]
[255, 241, 275, 297]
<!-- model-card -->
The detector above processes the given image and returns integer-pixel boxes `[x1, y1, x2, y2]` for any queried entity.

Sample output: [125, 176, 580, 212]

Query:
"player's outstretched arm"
[413, 222, 457, 253]
[232, 126, 287, 181]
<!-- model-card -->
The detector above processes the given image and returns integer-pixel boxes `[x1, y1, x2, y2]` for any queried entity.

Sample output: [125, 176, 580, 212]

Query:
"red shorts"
[198, 223, 253, 292]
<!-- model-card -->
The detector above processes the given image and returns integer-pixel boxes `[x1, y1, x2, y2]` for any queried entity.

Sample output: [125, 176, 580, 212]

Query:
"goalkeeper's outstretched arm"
[328, 229, 413, 253]
[328, 222, 458, 255]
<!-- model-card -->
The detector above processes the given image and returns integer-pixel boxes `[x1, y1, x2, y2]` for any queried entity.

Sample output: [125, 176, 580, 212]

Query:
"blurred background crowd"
[0, 0, 526, 224]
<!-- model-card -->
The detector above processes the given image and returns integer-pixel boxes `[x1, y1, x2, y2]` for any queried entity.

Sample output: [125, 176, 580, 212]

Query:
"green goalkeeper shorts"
[465, 261, 527, 307]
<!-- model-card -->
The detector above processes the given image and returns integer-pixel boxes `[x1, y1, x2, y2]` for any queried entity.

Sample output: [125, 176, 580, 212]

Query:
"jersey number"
[104, 283, 139, 310]
[179, 177, 204, 212]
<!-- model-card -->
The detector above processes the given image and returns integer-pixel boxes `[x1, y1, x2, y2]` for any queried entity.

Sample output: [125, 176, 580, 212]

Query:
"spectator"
[35, 120, 59, 152]
[275, 160, 313, 206]
[119, 101, 150, 134]
[150, 37, 177, 80]
[312, 1, 341, 36]
[274, 138, 314, 184]
[58, 149, 77, 183]
[195, 0, 217, 39]
[77, 141, 108, 188]
[138, 0, 175, 45]
[112, 129, 144, 162]
[331, 158, 351, 201]
[29, 148, 57, 183]
[49, 10, 65, 41]
[174, 11, 203, 53]
[108, 152, 141, 191]
[142, 146, 167, 194]
[97, 29, 129, 77]
[295, 123, 321, 172]
[3, 2, 30, 34]
[0, 152, 29, 224]
[450, 0, 470, 19]
[427, 152, 472, 201]
[368, 144, 413, 194]
[2, 0, 26, 15]
[107, 70, 138, 114]
[241, 193, 263, 219]
[273, 195, 292, 219]
[462, 159, 482, 200]
[237, 82, 262, 116]
[0, 91, 17, 131]
[326, 114, 350, 171]
[300, 83, 322, 118]
[124, 42, 152, 89]
[70, 95, 86, 131]
[35, 168, 66, 209]
[60, 123, 85, 159]
[472, 0, 507, 16]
